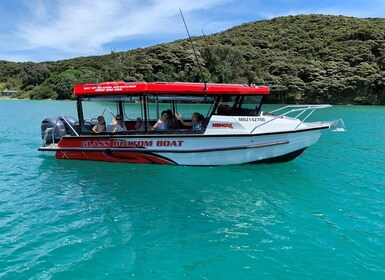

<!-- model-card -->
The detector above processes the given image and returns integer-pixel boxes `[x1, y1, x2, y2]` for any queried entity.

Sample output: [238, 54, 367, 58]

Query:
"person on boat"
[134, 117, 146, 131]
[112, 114, 126, 132]
[151, 111, 168, 131]
[175, 112, 203, 131]
[92, 115, 106, 133]
[166, 109, 178, 130]
[197, 114, 206, 128]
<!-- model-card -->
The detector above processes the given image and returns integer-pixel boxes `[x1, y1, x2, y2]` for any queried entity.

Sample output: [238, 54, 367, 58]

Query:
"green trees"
[2, 14, 385, 104]
[20, 62, 51, 88]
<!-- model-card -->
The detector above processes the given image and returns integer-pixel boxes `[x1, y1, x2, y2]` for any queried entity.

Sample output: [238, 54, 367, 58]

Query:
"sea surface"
[0, 100, 384, 279]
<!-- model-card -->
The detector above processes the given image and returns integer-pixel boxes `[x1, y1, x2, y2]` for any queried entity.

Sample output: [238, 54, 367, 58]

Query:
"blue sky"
[1, 0, 385, 62]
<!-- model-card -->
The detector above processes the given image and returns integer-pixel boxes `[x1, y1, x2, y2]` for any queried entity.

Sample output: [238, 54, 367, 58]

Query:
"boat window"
[174, 99, 213, 120]
[214, 95, 237, 116]
[144, 95, 215, 121]
[146, 100, 174, 121]
[122, 101, 144, 121]
[80, 99, 119, 132]
[234, 95, 263, 116]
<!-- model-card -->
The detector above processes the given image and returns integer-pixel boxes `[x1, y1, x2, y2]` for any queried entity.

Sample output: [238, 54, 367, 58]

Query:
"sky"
[1, 0, 385, 63]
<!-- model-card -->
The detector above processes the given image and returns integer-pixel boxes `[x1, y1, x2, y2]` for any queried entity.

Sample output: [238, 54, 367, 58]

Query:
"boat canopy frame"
[73, 82, 270, 97]
[72, 82, 270, 135]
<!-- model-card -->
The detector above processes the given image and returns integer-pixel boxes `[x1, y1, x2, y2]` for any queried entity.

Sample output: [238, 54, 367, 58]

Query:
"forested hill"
[1, 14, 385, 104]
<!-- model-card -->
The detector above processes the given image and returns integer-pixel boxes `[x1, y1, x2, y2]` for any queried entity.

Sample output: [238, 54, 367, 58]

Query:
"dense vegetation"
[1, 14, 385, 104]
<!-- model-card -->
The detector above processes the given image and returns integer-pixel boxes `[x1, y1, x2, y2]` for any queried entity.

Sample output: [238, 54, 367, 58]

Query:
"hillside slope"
[1, 14, 385, 104]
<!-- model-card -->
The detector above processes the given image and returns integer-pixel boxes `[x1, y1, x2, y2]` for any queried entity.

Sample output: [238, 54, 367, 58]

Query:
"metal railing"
[59, 115, 79, 136]
[101, 107, 115, 118]
[251, 104, 332, 133]
[44, 116, 79, 146]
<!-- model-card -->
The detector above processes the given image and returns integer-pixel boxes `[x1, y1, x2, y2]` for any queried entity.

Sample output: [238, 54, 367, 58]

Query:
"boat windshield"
[235, 95, 263, 116]
[214, 95, 263, 116]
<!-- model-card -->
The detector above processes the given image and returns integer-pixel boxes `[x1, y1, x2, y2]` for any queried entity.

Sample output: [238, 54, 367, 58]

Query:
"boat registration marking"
[238, 117, 265, 122]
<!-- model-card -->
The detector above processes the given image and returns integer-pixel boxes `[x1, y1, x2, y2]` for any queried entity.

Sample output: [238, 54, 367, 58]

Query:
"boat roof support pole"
[118, 101, 124, 119]
[77, 98, 85, 133]
[142, 95, 148, 132]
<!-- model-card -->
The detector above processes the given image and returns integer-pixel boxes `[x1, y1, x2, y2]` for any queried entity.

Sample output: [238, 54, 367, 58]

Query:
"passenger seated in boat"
[151, 111, 168, 131]
[92, 115, 106, 133]
[198, 114, 206, 129]
[112, 114, 126, 132]
[166, 109, 178, 130]
[134, 117, 146, 131]
[175, 112, 203, 131]
[217, 104, 231, 115]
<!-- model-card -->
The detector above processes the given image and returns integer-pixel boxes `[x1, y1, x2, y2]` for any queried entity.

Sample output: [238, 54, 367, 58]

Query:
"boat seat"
[217, 104, 231, 115]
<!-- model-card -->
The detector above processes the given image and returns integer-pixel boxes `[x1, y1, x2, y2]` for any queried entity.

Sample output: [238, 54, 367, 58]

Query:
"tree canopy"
[1, 14, 385, 104]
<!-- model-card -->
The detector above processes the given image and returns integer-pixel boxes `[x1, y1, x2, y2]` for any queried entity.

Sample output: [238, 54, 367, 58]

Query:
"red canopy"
[73, 82, 270, 96]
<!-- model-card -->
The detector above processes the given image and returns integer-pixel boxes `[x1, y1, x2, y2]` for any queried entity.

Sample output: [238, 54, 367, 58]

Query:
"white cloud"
[5, 0, 385, 62]
[15, 0, 233, 55]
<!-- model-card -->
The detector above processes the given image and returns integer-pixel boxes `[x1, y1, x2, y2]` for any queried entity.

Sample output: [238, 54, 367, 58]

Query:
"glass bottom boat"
[38, 82, 340, 165]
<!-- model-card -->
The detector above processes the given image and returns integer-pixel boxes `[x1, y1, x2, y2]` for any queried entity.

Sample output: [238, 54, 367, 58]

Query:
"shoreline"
[0, 97, 30, 100]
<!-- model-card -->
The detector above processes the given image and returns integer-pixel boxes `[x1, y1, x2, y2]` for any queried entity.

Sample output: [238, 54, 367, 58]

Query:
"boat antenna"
[201, 29, 212, 56]
[179, 9, 206, 89]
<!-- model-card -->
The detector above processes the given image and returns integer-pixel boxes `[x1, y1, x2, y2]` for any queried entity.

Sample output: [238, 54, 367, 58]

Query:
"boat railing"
[330, 119, 346, 132]
[44, 115, 79, 146]
[59, 115, 79, 136]
[251, 104, 332, 133]
[101, 107, 116, 118]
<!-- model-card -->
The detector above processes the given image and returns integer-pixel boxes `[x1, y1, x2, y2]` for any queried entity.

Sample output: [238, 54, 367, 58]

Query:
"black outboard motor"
[41, 116, 78, 146]
[59, 116, 78, 136]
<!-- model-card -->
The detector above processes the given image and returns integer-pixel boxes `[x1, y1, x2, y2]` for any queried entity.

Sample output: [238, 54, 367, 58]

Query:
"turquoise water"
[0, 100, 384, 279]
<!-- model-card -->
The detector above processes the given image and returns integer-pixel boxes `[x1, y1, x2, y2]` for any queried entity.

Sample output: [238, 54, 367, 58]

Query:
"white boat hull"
[156, 129, 321, 165]
[39, 127, 324, 165]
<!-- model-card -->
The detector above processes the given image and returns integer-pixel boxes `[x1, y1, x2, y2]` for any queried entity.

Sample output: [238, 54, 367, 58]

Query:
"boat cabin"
[74, 82, 270, 135]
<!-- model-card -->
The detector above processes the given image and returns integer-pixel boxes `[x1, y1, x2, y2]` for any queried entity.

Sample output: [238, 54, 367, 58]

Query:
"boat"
[38, 81, 339, 165]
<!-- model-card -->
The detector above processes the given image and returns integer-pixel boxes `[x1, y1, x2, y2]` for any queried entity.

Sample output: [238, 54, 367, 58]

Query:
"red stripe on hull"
[55, 150, 175, 164]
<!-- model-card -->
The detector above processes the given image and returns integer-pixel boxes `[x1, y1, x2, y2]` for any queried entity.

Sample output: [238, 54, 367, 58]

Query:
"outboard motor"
[41, 118, 66, 145]
[59, 116, 78, 136]
[40, 116, 78, 146]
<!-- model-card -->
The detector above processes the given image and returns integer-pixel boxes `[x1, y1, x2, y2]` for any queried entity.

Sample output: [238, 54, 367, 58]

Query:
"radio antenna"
[179, 9, 206, 87]
[201, 28, 213, 61]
